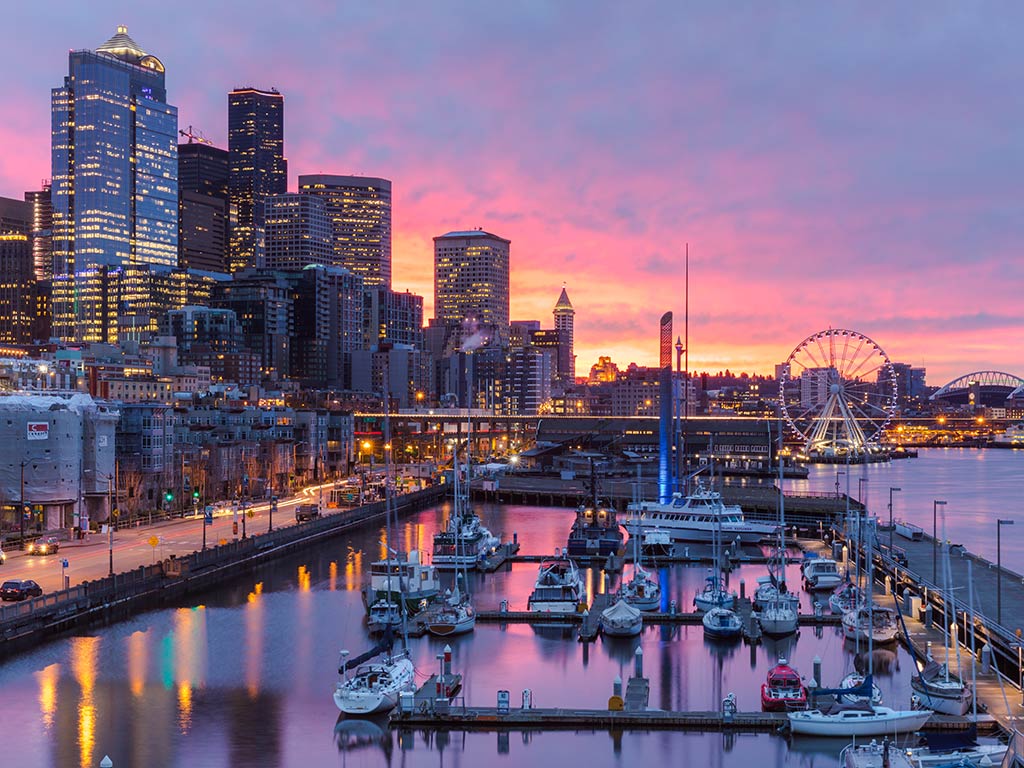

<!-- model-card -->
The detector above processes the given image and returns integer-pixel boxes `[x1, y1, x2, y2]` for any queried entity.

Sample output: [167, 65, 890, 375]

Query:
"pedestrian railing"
[0, 486, 443, 640]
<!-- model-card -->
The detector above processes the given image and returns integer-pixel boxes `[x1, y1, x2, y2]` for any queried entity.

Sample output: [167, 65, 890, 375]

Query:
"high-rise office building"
[24, 184, 53, 281]
[52, 26, 178, 275]
[263, 194, 332, 271]
[363, 288, 424, 349]
[179, 142, 229, 199]
[228, 88, 286, 272]
[178, 142, 229, 273]
[51, 26, 179, 342]
[298, 175, 392, 288]
[0, 234, 38, 344]
[0, 197, 31, 236]
[290, 264, 364, 388]
[433, 229, 510, 350]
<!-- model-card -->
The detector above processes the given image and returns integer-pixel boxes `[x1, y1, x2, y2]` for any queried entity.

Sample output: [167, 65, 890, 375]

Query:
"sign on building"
[27, 422, 49, 441]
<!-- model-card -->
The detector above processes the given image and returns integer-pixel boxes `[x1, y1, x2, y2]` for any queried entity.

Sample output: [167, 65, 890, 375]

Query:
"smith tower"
[51, 26, 178, 275]
[228, 87, 287, 272]
[553, 285, 576, 383]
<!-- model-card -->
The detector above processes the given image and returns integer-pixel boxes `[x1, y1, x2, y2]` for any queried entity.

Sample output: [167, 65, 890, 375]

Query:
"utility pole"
[107, 475, 114, 576]
[19, 460, 25, 547]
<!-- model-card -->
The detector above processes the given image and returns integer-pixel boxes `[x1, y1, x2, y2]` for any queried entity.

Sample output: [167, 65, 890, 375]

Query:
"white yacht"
[829, 582, 861, 614]
[994, 422, 1024, 447]
[802, 557, 844, 591]
[910, 660, 972, 716]
[334, 649, 416, 715]
[624, 483, 777, 545]
[693, 571, 736, 612]
[527, 556, 586, 613]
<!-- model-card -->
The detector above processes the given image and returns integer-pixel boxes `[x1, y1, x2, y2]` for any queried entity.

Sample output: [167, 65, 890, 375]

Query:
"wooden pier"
[578, 593, 612, 641]
[391, 706, 982, 733]
[478, 541, 521, 573]
[475, 606, 842, 628]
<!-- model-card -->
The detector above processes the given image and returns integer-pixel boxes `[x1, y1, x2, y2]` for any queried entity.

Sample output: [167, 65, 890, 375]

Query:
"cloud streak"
[2, 2, 1023, 383]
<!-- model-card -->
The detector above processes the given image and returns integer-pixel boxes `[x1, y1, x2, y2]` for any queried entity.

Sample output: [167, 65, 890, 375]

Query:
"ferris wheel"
[778, 328, 898, 457]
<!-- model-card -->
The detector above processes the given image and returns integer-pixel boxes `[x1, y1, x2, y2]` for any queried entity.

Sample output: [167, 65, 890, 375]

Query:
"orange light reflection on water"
[71, 636, 100, 768]
[329, 560, 338, 591]
[245, 581, 264, 698]
[36, 662, 60, 731]
[127, 630, 148, 698]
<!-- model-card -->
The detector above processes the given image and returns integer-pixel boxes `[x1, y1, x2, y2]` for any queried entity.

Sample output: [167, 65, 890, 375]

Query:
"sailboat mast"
[682, 243, 689, 495]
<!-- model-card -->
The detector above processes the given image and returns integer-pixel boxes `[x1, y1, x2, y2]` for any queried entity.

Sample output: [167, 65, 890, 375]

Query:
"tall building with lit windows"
[263, 193, 332, 271]
[228, 87, 286, 272]
[433, 230, 510, 350]
[298, 174, 392, 288]
[51, 26, 179, 341]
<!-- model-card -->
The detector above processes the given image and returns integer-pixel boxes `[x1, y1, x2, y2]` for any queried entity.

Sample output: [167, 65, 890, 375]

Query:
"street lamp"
[997, 519, 1014, 626]
[888, 487, 902, 550]
[835, 470, 845, 500]
[932, 500, 947, 585]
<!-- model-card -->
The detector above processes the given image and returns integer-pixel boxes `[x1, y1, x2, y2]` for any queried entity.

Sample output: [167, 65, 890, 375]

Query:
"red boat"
[760, 660, 808, 712]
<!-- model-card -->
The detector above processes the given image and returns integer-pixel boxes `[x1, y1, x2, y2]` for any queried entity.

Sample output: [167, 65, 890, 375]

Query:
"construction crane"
[178, 125, 213, 145]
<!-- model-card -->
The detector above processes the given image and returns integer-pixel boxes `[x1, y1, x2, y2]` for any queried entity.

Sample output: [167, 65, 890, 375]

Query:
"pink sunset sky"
[1, 2, 1022, 385]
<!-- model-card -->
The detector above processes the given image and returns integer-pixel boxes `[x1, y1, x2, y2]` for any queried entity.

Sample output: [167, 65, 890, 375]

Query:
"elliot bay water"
[0, 448, 1018, 768]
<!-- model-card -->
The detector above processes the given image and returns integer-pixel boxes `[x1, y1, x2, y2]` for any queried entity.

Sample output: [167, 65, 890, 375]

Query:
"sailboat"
[425, 448, 477, 637]
[336, 372, 416, 715]
[755, 424, 799, 637]
[701, 458, 741, 639]
[619, 468, 662, 612]
[790, 520, 933, 736]
[334, 629, 415, 715]
[906, 509, 972, 716]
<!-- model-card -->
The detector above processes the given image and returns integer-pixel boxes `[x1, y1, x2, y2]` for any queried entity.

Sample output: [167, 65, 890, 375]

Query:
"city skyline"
[1, 5, 1022, 381]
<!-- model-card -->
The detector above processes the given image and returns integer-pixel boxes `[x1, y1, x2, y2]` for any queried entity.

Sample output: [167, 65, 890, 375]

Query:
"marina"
[0, 449, 1022, 767]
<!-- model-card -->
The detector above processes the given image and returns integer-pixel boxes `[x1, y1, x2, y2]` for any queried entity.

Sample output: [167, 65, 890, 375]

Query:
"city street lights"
[888, 487, 902, 550]
[932, 500, 947, 585]
[997, 519, 1015, 626]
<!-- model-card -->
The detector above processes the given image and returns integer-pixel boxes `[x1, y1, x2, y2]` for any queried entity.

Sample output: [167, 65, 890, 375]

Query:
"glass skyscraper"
[228, 88, 287, 273]
[51, 26, 178, 341]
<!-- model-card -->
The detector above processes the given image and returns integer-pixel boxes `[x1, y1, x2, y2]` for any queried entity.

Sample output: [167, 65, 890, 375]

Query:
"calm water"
[0, 448, 1013, 768]
[789, 447, 1024, 571]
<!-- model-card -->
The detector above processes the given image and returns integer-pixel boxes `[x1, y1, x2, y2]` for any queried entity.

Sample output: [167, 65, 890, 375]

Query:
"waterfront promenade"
[0, 482, 376, 594]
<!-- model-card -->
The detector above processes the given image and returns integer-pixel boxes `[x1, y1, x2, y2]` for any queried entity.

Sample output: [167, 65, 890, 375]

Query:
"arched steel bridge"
[930, 370, 1024, 400]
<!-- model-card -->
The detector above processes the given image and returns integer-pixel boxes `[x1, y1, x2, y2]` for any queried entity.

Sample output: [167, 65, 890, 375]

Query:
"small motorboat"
[841, 739, 914, 768]
[802, 556, 844, 591]
[366, 599, 403, 634]
[702, 606, 743, 640]
[640, 528, 672, 559]
[760, 659, 808, 712]
[528, 555, 586, 613]
[599, 598, 643, 637]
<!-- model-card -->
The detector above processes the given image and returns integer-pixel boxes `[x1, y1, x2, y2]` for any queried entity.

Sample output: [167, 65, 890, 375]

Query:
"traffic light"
[164, 490, 174, 503]
[192, 489, 200, 501]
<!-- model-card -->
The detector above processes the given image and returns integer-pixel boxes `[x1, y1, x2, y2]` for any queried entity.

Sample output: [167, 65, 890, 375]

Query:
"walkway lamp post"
[835, 470, 844, 501]
[997, 519, 1014, 626]
[932, 500, 946, 585]
[888, 487, 902, 550]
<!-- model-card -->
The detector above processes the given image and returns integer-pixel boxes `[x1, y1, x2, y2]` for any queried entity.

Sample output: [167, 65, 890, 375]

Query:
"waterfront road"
[0, 484, 365, 595]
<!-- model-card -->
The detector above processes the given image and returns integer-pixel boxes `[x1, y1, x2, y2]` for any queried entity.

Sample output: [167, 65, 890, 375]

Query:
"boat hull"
[788, 708, 931, 737]
[527, 600, 581, 613]
[624, 521, 773, 545]
[910, 678, 972, 716]
[600, 618, 643, 637]
[426, 616, 476, 637]
[757, 613, 799, 637]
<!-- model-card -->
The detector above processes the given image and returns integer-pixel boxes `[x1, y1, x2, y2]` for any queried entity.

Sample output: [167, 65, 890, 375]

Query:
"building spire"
[554, 284, 573, 311]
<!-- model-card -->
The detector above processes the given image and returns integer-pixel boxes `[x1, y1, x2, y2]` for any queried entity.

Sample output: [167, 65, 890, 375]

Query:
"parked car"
[26, 536, 60, 556]
[295, 503, 321, 522]
[1, 579, 43, 601]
